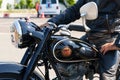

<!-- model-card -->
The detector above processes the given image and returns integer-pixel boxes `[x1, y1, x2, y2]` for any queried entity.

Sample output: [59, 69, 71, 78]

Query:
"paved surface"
[0, 13, 37, 18]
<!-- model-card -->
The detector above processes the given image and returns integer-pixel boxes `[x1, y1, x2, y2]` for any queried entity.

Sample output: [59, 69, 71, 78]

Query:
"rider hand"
[100, 42, 120, 55]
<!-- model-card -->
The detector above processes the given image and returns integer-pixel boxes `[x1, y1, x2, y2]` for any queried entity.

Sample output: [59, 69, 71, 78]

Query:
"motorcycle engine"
[56, 62, 95, 80]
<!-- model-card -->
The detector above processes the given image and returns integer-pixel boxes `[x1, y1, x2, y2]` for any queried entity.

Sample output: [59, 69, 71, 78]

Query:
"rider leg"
[99, 50, 120, 80]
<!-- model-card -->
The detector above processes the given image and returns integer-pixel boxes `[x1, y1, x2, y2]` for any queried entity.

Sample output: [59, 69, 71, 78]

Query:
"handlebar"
[68, 24, 85, 32]
[30, 22, 86, 35]
[57, 24, 85, 32]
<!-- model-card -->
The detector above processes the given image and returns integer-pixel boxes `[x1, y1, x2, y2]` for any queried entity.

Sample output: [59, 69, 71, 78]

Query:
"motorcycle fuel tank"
[49, 36, 99, 63]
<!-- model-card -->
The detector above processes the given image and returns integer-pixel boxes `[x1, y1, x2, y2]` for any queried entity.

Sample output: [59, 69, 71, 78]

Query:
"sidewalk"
[0, 13, 37, 18]
[0, 9, 37, 18]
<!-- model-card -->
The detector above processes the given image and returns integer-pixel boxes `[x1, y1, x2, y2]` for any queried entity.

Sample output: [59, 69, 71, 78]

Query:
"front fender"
[0, 62, 25, 77]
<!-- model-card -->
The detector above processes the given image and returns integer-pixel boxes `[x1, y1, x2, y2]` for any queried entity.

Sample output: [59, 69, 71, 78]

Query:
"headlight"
[10, 20, 34, 48]
[10, 20, 22, 48]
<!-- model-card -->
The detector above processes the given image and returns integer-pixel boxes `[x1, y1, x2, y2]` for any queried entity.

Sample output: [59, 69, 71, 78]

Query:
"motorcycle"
[0, 2, 119, 80]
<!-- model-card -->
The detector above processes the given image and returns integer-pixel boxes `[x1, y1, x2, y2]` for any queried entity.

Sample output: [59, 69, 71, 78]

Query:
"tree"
[63, 0, 76, 7]
[14, 3, 20, 9]
[20, 0, 26, 9]
[26, 0, 34, 9]
[0, 0, 2, 8]
[7, 3, 12, 10]
[59, 0, 64, 3]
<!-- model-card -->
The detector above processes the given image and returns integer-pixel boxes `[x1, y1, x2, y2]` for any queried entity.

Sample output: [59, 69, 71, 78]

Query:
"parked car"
[39, 0, 61, 17]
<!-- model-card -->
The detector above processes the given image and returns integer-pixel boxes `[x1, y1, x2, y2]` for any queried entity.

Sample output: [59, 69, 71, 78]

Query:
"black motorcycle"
[0, 2, 119, 80]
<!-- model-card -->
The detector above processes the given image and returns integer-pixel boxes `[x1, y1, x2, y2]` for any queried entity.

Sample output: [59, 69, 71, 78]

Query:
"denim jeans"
[80, 34, 120, 80]
[99, 50, 120, 80]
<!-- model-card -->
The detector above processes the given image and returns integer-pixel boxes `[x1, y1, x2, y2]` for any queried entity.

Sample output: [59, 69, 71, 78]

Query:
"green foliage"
[14, 0, 35, 9]
[20, 0, 26, 9]
[66, 0, 75, 7]
[26, 0, 34, 9]
[0, 0, 2, 8]
[14, 3, 20, 9]
[59, 0, 64, 3]
[7, 3, 12, 10]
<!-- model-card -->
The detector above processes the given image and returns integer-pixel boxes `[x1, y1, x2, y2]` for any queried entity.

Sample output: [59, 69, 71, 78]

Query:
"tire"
[0, 71, 44, 80]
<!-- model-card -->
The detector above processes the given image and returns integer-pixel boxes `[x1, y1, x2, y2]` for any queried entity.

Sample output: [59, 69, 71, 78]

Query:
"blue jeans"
[80, 34, 120, 80]
[99, 50, 120, 80]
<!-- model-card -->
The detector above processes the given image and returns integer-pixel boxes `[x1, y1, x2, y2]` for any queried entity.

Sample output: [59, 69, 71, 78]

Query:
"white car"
[39, 0, 61, 17]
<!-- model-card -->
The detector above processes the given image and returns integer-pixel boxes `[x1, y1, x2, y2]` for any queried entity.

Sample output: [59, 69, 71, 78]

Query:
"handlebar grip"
[68, 25, 85, 32]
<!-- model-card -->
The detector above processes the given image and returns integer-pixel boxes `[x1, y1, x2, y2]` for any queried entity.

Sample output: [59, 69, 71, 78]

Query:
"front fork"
[22, 28, 52, 80]
[20, 44, 36, 65]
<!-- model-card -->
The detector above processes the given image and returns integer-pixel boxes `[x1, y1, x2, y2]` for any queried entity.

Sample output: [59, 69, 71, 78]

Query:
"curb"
[0, 13, 37, 18]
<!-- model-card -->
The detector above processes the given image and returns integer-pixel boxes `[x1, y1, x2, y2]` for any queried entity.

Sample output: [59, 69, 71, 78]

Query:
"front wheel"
[0, 71, 44, 80]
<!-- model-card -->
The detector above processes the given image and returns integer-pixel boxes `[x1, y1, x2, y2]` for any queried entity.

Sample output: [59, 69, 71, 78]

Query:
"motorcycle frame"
[20, 28, 62, 80]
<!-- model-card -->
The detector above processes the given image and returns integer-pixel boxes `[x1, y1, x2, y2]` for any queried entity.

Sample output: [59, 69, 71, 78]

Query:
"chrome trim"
[14, 20, 22, 37]
[10, 20, 23, 48]
[52, 38, 99, 63]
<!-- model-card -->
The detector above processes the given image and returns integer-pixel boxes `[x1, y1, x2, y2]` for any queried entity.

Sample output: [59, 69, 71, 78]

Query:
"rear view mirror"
[80, 2, 98, 20]
[79, 2, 98, 32]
